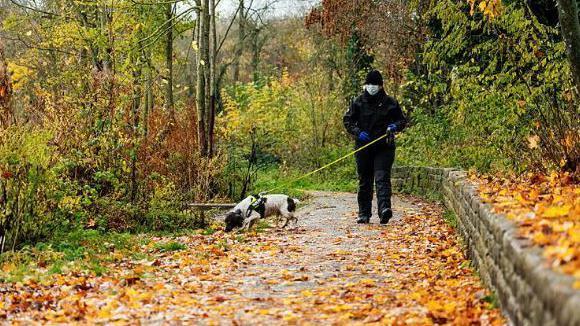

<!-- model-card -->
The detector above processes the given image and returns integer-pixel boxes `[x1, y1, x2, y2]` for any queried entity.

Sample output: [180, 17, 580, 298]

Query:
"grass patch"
[482, 293, 500, 309]
[154, 241, 187, 252]
[201, 227, 218, 236]
[443, 210, 458, 228]
[0, 229, 151, 282]
[459, 260, 472, 269]
[253, 165, 358, 196]
[255, 219, 272, 233]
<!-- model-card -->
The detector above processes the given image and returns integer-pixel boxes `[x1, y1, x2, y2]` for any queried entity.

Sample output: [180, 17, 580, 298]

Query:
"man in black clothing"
[343, 70, 406, 224]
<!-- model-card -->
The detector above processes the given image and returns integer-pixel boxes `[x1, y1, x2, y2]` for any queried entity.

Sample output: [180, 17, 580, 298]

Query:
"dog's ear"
[225, 212, 234, 223]
[287, 197, 297, 212]
[235, 209, 242, 214]
[233, 211, 244, 224]
[224, 212, 234, 232]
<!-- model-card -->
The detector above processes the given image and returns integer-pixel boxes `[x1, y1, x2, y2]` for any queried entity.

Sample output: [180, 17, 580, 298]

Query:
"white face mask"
[365, 84, 380, 96]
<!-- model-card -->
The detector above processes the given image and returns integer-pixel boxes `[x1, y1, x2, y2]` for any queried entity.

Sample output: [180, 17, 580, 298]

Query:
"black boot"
[380, 209, 392, 224]
[357, 216, 370, 224]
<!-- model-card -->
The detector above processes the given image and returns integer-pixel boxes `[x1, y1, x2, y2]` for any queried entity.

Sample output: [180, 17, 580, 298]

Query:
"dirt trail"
[2, 192, 505, 325]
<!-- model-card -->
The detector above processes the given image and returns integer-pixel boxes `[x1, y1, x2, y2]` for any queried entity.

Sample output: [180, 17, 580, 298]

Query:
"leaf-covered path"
[1, 192, 505, 324]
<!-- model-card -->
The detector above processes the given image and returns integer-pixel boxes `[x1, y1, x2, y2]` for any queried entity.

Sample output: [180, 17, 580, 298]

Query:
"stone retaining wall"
[391, 166, 580, 326]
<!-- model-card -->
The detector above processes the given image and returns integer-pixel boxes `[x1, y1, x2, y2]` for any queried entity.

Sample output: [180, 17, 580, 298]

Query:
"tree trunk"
[100, 4, 113, 72]
[250, 28, 264, 83]
[188, 27, 197, 99]
[196, 0, 208, 155]
[129, 22, 144, 202]
[208, 0, 217, 156]
[0, 39, 14, 128]
[144, 53, 153, 138]
[98, 3, 115, 117]
[233, 0, 245, 82]
[557, 0, 580, 90]
[165, 2, 175, 118]
[193, 0, 219, 157]
[251, 30, 259, 82]
[130, 66, 142, 203]
[202, 0, 211, 156]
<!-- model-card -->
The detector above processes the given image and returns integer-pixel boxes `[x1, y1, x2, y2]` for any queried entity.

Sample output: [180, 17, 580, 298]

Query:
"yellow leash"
[263, 133, 390, 194]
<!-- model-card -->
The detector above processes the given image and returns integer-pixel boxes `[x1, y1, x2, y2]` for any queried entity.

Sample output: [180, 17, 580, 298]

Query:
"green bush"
[399, 0, 578, 173]
[218, 70, 351, 197]
[0, 126, 56, 251]
[0, 125, 200, 254]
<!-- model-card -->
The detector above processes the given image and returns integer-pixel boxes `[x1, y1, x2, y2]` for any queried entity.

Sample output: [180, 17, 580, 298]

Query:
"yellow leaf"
[426, 300, 443, 311]
[533, 232, 550, 245]
[301, 290, 313, 297]
[97, 301, 116, 319]
[569, 228, 580, 242]
[283, 314, 298, 322]
[543, 205, 571, 218]
[410, 291, 423, 300]
[328, 304, 351, 312]
[478, 1, 487, 12]
[359, 278, 376, 286]
[443, 302, 457, 313]
[527, 135, 540, 149]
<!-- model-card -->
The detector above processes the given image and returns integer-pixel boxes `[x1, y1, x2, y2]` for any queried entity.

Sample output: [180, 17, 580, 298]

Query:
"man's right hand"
[358, 131, 371, 142]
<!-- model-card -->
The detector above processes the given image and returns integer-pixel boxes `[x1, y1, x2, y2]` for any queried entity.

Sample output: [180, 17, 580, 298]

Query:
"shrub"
[0, 126, 56, 252]
[399, 0, 578, 174]
[218, 70, 349, 197]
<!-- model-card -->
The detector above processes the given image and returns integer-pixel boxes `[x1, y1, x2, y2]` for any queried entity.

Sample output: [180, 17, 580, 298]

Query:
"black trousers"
[355, 144, 395, 218]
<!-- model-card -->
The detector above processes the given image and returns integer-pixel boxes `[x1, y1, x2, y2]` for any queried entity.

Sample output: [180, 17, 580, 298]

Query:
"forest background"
[0, 0, 577, 257]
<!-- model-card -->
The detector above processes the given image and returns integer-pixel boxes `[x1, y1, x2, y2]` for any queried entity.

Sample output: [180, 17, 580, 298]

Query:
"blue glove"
[387, 124, 397, 133]
[358, 131, 371, 142]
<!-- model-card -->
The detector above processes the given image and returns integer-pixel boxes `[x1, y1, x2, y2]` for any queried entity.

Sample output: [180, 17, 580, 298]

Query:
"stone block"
[541, 310, 559, 326]
[510, 272, 531, 308]
[527, 294, 544, 326]
[470, 195, 482, 216]
[529, 267, 576, 317]
[560, 294, 580, 326]
[491, 215, 514, 247]
[449, 170, 467, 181]
[478, 205, 496, 233]
[502, 236, 520, 265]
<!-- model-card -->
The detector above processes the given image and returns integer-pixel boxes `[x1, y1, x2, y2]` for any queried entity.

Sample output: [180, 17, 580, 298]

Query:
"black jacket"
[343, 90, 406, 147]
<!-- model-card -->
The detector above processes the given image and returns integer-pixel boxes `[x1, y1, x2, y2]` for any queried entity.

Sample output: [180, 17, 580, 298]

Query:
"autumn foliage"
[0, 42, 12, 127]
[477, 173, 580, 283]
[467, 0, 503, 18]
[0, 0, 579, 322]
[306, 0, 421, 91]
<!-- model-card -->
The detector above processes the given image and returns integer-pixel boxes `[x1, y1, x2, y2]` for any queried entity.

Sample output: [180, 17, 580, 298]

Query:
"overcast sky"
[217, 0, 320, 18]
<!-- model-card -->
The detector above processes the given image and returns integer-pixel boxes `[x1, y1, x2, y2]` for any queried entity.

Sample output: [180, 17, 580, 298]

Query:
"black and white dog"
[224, 194, 300, 232]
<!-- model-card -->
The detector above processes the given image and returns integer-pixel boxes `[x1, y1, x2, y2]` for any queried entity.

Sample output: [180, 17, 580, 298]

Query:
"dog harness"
[246, 195, 266, 218]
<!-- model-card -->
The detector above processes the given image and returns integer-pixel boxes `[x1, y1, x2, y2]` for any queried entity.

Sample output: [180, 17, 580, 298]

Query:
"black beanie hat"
[365, 70, 383, 85]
